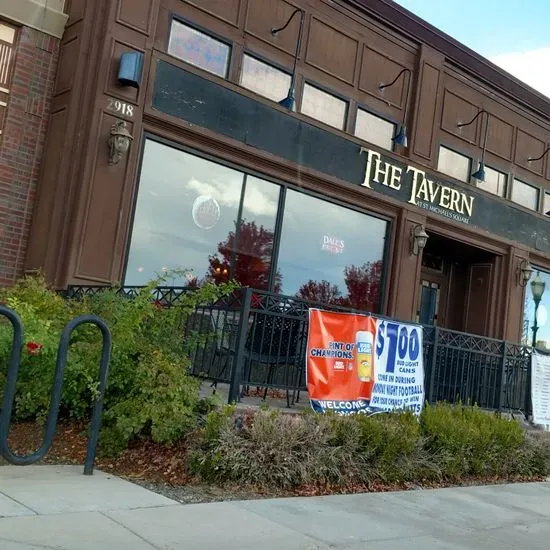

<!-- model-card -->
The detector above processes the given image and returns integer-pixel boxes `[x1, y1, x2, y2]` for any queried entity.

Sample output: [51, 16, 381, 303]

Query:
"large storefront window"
[522, 268, 550, 349]
[276, 190, 387, 311]
[126, 139, 388, 312]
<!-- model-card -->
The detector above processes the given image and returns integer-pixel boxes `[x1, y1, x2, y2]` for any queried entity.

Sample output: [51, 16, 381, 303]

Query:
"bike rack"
[0, 305, 112, 475]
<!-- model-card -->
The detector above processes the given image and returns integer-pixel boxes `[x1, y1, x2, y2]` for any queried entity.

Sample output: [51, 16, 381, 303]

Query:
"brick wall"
[0, 26, 59, 285]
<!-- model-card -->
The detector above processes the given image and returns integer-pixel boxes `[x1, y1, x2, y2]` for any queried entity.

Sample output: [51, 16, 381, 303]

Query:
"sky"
[395, 0, 550, 98]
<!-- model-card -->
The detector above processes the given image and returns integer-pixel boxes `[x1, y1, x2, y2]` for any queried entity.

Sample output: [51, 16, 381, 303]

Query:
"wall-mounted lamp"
[518, 258, 534, 287]
[271, 9, 305, 111]
[411, 224, 429, 256]
[528, 147, 550, 163]
[457, 109, 488, 182]
[379, 68, 412, 148]
[118, 51, 144, 89]
[108, 120, 133, 165]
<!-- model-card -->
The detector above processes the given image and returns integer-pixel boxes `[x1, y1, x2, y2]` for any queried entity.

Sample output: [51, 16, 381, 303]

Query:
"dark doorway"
[417, 233, 498, 336]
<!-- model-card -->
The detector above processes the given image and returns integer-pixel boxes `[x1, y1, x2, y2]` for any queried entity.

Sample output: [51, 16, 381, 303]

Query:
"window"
[511, 179, 539, 211]
[300, 83, 348, 130]
[476, 166, 506, 197]
[125, 140, 280, 288]
[239, 54, 291, 103]
[437, 146, 471, 182]
[354, 109, 395, 151]
[168, 20, 230, 78]
[522, 267, 550, 349]
[276, 190, 387, 311]
[544, 193, 550, 216]
[0, 21, 16, 138]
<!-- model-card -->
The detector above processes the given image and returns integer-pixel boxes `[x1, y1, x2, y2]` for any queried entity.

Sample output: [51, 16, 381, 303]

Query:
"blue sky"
[395, 0, 550, 97]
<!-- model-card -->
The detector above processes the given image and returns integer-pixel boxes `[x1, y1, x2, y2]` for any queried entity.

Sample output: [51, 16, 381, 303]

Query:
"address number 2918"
[107, 98, 135, 118]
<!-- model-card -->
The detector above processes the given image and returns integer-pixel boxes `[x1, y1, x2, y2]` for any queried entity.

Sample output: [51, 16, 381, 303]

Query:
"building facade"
[0, 0, 67, 285]
[12, 0, 550, 346]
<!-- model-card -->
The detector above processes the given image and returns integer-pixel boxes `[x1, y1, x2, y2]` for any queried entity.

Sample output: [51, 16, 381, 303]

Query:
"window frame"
[238, 50, 293, 103]
[124, 133, 393, 313]
[511, 177, 540, 212]
[167, 14, 233, 79]
[299, 79, 350, 132]
[436, 144, 473, 183]
[353, 105, 398, 152]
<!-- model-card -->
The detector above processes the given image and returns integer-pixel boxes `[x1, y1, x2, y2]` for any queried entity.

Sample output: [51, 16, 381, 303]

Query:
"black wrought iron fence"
[66, 285, 533, 415]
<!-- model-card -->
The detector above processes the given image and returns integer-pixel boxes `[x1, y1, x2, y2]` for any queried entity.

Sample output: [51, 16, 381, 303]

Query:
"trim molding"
[0, 0, 68, 39]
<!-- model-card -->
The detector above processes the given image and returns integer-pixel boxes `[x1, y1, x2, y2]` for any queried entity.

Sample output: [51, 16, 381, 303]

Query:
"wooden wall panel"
[245, 0, 302, 56]
[185, 0, 241, 27]
[305, 18, 358, 85]
[66, 0, 85, 26]
[441, 90, 478, 144]
[359, 46, 407, 108]
[412, 60, 440, 160]
[117, 0, 155, 35]
[75, 113, 135, 282]
[515, 129, 545, 175]
[54, 37, 79, 94]
[486, 114, 514, 161]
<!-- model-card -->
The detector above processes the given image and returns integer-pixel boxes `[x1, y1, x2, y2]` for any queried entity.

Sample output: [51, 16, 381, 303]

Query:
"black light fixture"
[528, 147, 550, 163]
[456, 109, 489, 182]
[271, 8, 305, 111]
[379, 68, 412, 148]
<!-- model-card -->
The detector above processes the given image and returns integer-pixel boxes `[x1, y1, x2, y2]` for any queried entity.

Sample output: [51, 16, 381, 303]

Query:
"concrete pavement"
[1, 465, 550, 549]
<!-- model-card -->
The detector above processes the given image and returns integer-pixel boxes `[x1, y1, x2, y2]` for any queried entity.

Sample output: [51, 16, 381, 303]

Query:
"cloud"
[490, 48, 550, 99]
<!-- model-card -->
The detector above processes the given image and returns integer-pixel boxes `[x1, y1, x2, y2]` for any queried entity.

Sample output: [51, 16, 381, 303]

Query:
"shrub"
[0, 272, 233, 455]
[190, 404, 550, 489]
[420, 403, 526, 478]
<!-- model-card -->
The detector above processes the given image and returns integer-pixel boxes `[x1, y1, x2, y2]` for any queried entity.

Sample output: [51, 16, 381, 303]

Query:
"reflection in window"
[240, 54, 291, 103]
[522, 268, 550, 349]
[511, 179, 539, 211]
[209, 176, 281, 290]
[437, 146, 471, 182]
[476, 166, 506, 197]
[168, 20, 230, 78]
[544, 193, 550, 216]
[277, 190, 387, 311]
[354, 109, 395, 151]
[301, 83, 348, 130]
[126, 140, 244, 286]
[125, 140, 281, 289]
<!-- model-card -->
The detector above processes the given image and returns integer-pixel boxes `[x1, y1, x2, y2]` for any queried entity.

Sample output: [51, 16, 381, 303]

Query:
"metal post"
[228, 288, 252, 404]
[426, 327, 439, 404]
[497, 342, 507, 412]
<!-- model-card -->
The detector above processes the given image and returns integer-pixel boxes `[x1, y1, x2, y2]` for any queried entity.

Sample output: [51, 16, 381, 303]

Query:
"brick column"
[0, 27, 59, 285]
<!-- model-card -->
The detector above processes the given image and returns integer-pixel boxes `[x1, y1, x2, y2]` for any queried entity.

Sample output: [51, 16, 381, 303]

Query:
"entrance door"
[418, 273, 447, 326]
[464, 263, 493, 335]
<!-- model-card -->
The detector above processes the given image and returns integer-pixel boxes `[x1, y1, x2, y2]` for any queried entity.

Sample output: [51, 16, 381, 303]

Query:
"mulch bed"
[2, 421, 546, 505]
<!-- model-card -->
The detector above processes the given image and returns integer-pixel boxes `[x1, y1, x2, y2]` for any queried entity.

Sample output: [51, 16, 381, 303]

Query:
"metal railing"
[66, 285, 533, 415]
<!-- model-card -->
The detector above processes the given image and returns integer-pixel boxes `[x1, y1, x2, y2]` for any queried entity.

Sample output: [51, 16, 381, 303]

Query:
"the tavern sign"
[361, 148, 475, 224]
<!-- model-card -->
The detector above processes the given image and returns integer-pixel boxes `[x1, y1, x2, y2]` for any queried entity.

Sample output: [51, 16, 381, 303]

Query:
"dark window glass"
[125, 140, 244, 286]
[276, 190, 387, 311]
[168, 20, 230, 78]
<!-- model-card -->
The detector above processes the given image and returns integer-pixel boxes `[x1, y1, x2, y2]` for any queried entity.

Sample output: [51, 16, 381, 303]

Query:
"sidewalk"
[1, 466, 550, 549]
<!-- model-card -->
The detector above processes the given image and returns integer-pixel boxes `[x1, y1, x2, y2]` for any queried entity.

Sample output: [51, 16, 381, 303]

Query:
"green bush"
[0, 272, 233, 455]
[190, 404, 550, 489]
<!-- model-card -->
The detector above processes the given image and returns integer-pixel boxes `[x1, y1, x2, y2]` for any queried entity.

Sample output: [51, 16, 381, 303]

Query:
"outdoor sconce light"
[108, 120, 133, 165]
[271, 8, 305, 111]
[528, 147, 550, 163]
[411, 224, 429, 256]
[518, 259, 534, 287]
[457, 109, 489, 182]
[379, 68, 412, 148]
[118, 51, 144, 89]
